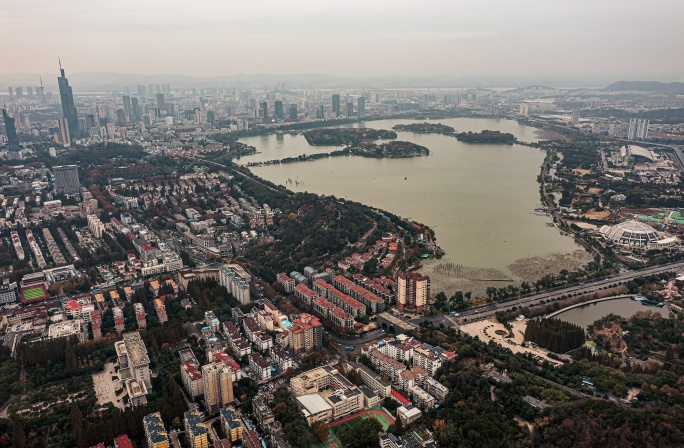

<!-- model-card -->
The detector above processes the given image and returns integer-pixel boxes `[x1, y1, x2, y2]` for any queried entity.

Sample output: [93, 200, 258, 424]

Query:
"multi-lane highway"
[413, 259, 684, 327]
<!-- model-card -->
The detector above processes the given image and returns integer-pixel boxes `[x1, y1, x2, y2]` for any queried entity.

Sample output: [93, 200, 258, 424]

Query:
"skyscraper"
[332, 94, 341, 117]
[274, 100, 283, 118]
[58, 118, 71, 146]
[571, 109, 580, 126]
[289, 104, 298, 120]
[7, 87, 12, 100]
[122, 95, 132, 118]
[260, 101, 268, 120]
[156, 93, 165, 111]
[15, 87, 23, 98]
[57, 61, 79, 138]
[358, 97, 366, 118]
[207, 110, 215, 127]
[2, 109, 19, 151]
[346, 102, 354, 118]
[628, 118, 649, 140]
[53, 165, 80, 195]
[131, 97, 140, 119]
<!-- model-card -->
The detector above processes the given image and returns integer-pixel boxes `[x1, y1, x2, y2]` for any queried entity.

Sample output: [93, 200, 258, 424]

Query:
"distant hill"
[605, 81, 684, 94]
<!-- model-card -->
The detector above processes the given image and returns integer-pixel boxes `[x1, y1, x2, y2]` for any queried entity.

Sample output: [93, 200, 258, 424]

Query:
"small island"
[247, 141, 428, 167]
[456, 130, 517, 144]
[353, 140, 429, 158]
[303, 128, 397, 146]
[392, 122, 456, 135]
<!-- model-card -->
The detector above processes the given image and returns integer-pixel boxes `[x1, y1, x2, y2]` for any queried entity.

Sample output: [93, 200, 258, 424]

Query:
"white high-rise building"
[628, 118, 649, 140]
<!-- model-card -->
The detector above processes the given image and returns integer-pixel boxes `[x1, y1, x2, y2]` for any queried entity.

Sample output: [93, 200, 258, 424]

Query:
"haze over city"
[2, 0, 684, 85]
[4, 1, 684, 448]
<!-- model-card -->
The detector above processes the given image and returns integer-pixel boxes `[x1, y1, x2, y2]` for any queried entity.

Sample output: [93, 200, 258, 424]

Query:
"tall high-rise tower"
[332, 94, 341, 117]
[2, 109, 20, 151]
[358, 97, 366, 118]
[57, 59, 79, 138]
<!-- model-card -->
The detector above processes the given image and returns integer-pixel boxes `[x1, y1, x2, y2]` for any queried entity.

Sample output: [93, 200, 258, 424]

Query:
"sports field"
[21, 285, 47, 302]
[311, 407, 394, 448]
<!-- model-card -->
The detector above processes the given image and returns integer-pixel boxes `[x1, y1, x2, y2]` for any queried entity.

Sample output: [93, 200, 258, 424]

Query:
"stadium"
[599, 220, 665, 247]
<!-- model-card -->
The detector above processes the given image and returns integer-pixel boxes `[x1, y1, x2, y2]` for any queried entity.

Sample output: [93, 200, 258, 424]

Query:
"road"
[413, 259, 684, 326]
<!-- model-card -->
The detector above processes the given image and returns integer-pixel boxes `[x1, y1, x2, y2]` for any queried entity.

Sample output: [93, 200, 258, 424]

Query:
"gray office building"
[358, 97, 365, 118]
[332, 94, 341, 117]
[53, 165, 81, 195]
[2, 109, 19, 151]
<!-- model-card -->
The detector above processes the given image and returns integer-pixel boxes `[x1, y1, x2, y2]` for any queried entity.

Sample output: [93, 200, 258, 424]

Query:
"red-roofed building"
[276, 273, 295, 293]
[328, 288, 366, 317]
[329, 307, 355, 329]
[350, 285, 384, 313]
[313, 297, 336, 318]
[181, 361, 204, 398]
[294, 284, 318, 305]
[114, 434, 133, 448]
[332, 275, 355, 294]
[391, 389, 411, 406]
[289, 313, 322, 354]
[312, 279, 335, 299]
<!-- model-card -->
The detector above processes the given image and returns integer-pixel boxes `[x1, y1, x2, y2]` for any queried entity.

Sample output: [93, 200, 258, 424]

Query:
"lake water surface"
[238, 118, 586, 292]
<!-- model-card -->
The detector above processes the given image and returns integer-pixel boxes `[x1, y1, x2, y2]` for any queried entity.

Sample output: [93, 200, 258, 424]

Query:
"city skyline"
[1, 0, 683, 82]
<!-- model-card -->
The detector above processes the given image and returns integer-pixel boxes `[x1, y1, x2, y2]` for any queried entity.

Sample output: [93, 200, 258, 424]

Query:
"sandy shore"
[535, 129, 571, 141]
[507, 250, 592, 282]
[422, 249, 591, 295]
[420, 260, 515, 295]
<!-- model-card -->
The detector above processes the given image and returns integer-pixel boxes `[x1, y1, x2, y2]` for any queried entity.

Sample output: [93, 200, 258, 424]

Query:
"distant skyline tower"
[7, 87, 13, 99]
[122, 95, 132, 118]
[260, 101, 268, 120]
[332, 94, 340, 117]
[2, 109, 20, 151]
[274, 100, 283, 118]
[289, 104, 298, 120]
[156, 93, 165, 111]
[131, 97, 140, 119]
[346, 102, 354, 118]
[27, 87, 34, 98]
[571, 109, 580, 126]
[207, 110, 215, 127]
[57, 59, 80, 138]
[358, 97, 366, 118]
[15, 87, 23, 98]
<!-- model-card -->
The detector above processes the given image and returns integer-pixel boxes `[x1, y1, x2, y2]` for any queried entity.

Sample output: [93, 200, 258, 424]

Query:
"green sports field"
[22, 286, 47, 301]
[310, 407, 394, 448]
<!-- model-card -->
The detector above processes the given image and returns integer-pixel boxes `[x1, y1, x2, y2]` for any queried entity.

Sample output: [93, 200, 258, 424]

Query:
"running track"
[328, 409, 395, 427]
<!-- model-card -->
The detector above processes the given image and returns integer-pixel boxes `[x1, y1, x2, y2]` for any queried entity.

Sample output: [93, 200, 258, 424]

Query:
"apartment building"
[221, 407, 244, 442]
[202, 363, 234, 414]
[143, 412, 170, 448]
[184, 409, 209, 448]
[289, 313, 322, 354]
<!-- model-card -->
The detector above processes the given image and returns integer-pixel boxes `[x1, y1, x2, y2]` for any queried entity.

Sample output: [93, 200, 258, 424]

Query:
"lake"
[554, 298, 665, 328]
[238, 117, 587, 293]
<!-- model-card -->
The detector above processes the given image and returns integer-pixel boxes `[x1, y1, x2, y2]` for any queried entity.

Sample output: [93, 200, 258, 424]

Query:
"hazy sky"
[2, 0, 683, 80]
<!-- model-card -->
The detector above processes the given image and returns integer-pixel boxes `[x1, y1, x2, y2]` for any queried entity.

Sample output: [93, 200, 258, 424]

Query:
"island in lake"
[247, 141, 429, 167]
[392, 122, 456, 135]
[456, 130, 517, 144]
[303, 127, 397, 146]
